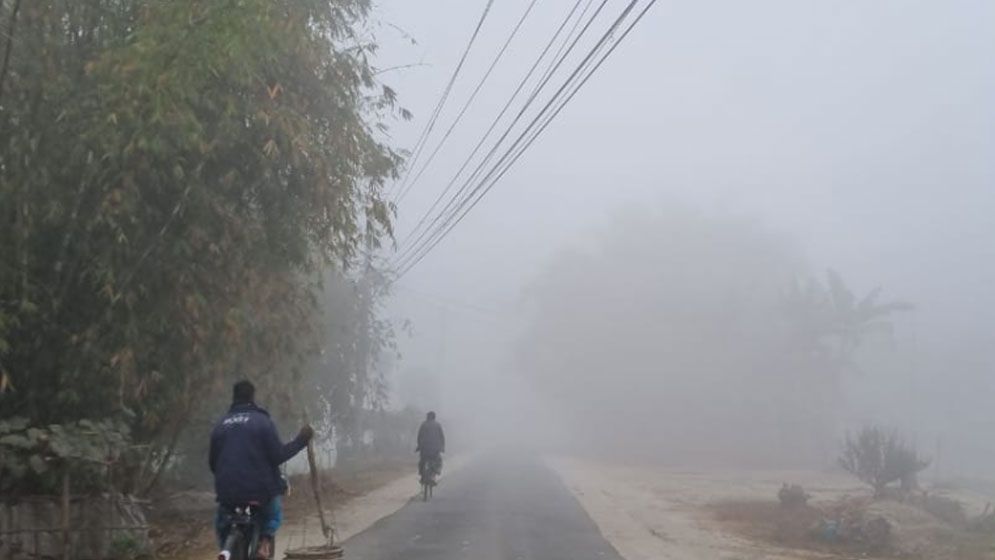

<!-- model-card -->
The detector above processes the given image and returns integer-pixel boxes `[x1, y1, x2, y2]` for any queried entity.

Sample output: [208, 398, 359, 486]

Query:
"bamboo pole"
[61, 470, 70, 560]
[305, 439, 332, 545]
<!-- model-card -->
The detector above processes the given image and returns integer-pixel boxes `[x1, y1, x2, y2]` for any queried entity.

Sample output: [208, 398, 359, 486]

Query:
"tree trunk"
[140, 415, 187, 496]
[140, 380, 193, 496]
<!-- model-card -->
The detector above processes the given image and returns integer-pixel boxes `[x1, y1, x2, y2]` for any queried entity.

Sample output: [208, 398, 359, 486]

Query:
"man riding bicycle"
[416, 411, 445, 480]
[210, 380, 313, 560]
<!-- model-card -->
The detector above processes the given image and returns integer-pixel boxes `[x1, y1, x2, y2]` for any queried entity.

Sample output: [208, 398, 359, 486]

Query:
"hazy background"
[373, 1, 994, 475]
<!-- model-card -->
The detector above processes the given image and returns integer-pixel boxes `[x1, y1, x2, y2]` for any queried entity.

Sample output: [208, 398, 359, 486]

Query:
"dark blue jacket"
[209, 402, 307, 506]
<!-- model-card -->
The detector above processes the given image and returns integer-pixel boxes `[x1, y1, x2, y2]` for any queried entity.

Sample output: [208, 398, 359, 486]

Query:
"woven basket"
[284, 545, 344, 560]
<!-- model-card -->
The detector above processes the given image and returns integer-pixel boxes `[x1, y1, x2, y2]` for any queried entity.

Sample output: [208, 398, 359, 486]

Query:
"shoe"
[256, 537, 273, 560]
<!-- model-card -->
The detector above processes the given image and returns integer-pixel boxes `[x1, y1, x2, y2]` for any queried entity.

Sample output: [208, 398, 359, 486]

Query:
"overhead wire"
[394, 0, 541, 205]
[475, 3, 632, 193]
[539, 0, 599, 88]
[395, 0, 612, 264]
[394, 0, 631, 272]
[387, 0, 495, 199]
[396, 0, 590, 250]
[430, 0, 658, 251]
[394, 0, 659, 278]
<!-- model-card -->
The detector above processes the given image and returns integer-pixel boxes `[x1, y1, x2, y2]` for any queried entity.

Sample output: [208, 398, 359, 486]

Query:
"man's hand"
[298, 424, 314, 442]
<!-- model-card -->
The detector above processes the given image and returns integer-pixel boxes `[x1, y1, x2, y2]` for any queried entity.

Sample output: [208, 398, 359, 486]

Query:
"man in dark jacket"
[416, 411, 445, 479]
[210, 380, 312, 560]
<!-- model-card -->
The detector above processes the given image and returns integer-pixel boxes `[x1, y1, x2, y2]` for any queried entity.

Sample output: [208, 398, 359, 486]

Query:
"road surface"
[342, 454, 625, 560]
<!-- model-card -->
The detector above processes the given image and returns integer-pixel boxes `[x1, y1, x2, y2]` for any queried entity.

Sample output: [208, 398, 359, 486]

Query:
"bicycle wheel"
[220, 529, 244, 560]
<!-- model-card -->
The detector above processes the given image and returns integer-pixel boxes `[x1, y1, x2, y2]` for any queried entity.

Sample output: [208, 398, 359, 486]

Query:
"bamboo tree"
[0, 0, 405, 492]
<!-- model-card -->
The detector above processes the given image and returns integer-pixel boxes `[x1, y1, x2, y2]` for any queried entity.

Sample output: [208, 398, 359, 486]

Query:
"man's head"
[232, 380, 255, 404]
[427, 411, 436, 421]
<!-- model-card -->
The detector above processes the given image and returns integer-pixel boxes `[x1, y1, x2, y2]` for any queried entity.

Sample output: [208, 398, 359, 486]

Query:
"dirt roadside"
[547, 457, 995, 560]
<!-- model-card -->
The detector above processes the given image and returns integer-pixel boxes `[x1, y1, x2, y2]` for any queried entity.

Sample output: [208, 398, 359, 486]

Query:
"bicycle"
[217, 502, 265, 560]
[419, 455, 442, 502]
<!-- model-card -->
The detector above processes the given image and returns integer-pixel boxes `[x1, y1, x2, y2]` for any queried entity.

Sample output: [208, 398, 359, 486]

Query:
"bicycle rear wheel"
[220, 530, 244, 560]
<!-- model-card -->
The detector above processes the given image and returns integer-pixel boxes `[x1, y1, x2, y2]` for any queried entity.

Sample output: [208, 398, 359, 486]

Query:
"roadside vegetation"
[0, 0, 410, 499]
[709, 428, 995, 558]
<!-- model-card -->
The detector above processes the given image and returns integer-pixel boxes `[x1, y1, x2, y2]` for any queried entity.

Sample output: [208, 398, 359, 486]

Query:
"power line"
[540, 0, 599, 89]
[393, 0, 541, 205]
[395, 0, 611, 264]
[396, 0, 589, 250]
[439, 0, 661, 254]
[402, 20, 639, 277]
[395, 0, 659, 278]
[394, 0, 632, 273]
[397, 0, 610, 258]
[388, 0, 495, 199]
[477, 5, 630, 191]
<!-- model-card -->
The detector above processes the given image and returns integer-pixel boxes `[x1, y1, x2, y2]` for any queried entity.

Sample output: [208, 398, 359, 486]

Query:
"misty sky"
[370, 0, 994, 464]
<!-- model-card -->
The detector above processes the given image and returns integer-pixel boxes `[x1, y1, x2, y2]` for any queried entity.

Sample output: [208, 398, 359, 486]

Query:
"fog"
[377, 0, 994, 477]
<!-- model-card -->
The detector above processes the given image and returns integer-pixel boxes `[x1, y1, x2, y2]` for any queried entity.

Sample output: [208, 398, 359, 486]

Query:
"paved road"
[342, 454, 625, 560]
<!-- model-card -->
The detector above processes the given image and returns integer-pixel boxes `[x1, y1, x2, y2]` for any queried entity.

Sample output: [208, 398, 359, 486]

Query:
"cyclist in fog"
[416, 411, 446, 480]
[209, 380, 313, 560]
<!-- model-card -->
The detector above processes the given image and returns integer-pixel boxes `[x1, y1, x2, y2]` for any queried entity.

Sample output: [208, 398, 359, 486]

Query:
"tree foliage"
[0, 417, 135, 494]
[0, 0, 403, 492]
[780, 269, 914, 376]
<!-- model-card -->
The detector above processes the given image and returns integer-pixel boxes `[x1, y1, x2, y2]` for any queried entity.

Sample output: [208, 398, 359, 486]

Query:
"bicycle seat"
[223, 501, 262, 509]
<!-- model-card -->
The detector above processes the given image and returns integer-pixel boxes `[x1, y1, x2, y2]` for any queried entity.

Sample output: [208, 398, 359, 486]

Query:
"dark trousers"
[418, 452, 442, 478]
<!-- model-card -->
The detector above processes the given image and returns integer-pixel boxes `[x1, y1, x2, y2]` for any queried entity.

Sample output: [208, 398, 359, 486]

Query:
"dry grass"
[710, 501, 854, 554]
[710, 498, 995, 560]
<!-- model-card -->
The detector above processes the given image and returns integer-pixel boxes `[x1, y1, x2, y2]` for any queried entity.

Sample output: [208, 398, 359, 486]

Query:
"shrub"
[778, 483, 810, 508]
[839, 426, 930, 496]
